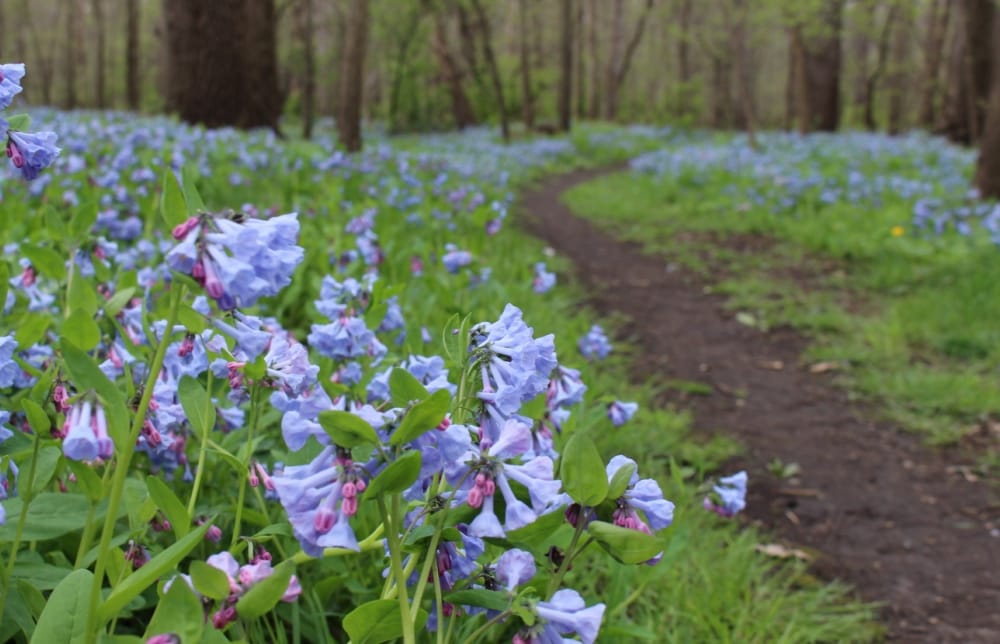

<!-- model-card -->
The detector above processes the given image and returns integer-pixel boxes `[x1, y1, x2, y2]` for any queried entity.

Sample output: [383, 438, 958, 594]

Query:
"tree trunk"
[65, 0, 79, 109]
[557, 0, 573, 131]
[587, 0, 602, 118]
[710, 55, 734, 128]
[468, 0, 509, 142]
[918, 0, 950, 128]
[863, 4, 898, 131]
[574, 0, 586, 118]
[428, 2, 477, 129]
[386, 5, 423, 132]
[962, 0, 995, 142]
[729, 0, 757, 148]
[677, 0, 693, 116]
[974, 30, 1000, 198]
[604, 0, 654, 120]
[126, 0, 141, 110]
[802, 0, 844, 131]
[886, 8, 911, 135]
[337, 0, 369, 151]
[518, 0, 535, 130]
[790, 27, 810, 134]
[92, 0, 107, 108]
[295, 0, 316, 139]
[164, 0, 284, 130]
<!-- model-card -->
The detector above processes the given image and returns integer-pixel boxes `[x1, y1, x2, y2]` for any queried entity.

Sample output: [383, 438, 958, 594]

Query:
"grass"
[563, 138, 1000, 465]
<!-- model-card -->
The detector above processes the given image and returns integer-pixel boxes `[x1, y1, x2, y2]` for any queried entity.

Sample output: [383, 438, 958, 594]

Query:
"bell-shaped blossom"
[532, 262, 556, 294]
[523, 589, 606, 644]
[704, 471, 748, 517]
[6, 130, 61, 181]
[495, 548, 536, 592]
[309, 314, 386, 363]
[606, 400, 638, 427]
[62, 400, 114, 461]
[442, 244, 472, 273]
[578, 325, 612, 361]
[605, 455, 674, 565]
[366, 354, 456, 403]
[0, 63, 26, 110]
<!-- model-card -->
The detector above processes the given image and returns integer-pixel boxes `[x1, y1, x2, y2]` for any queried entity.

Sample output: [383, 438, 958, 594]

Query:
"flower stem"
[186, 369, 214, 516]
[547, 516, 587, 598]
[0, 430, 41, 610]
[379, 494, 416, 644]
[230, 383, 262, 549]
[85, 283, 186, 642]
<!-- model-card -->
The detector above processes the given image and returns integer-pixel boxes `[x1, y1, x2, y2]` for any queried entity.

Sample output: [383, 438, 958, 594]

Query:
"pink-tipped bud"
[248, 467, 259, 487]
[178, 334, 196, 357]
[205, 525, 223, 543]
[172, 216, 200, 240]
[342, 496, 358, 517]
[467, 485, 484, 509]
[211, 606, 237, 629]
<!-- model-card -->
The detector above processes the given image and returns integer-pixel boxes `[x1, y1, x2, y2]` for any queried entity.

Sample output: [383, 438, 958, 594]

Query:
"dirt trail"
[520, 166, 1000, 643]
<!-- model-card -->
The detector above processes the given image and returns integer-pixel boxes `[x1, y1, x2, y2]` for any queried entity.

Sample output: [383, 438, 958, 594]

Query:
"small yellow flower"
[891, 225, 905, 237]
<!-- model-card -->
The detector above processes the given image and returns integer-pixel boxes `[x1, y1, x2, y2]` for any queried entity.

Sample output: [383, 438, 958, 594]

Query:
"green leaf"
[21, 399, 50, 436]
[21, 245, 64, 279]
[587, 521, 664, 565]
[60, 338, 130, 450]
[178, 376, 215, 440]
[317, 410, 379, 448]
[189, 560, 231, 601]
[103, 287, 136, 318]
[389, 389, 450, 446]
[176, 304, 208, 334]
[62, 310, 101, 351]
[68, 205, 99, 243]
[365, 450, 422, 498]
[30, 568, 93, 644]
[66, 461, 104, 501]
[235, 560, 295, 620]
[443, 589, 511, 612]
[12, 561, 74, 591]
[505, 506, 566, 546]
[343, 599, 428, 644]
[67, 266, 99, 317]
[144, 576, 204, 643]
[23, 446, 62, 498]
[0, 263, 8, 315]
[388, 368, 429, 408]
[2, 584, 37, 641]
[607, 461, 637, 501]
[7, 113, 31, 131]
[560, 433, 608, 507]
[181, 165, 207, 213]
[15, 313, 50, 348]
[160, 170, 188, 228]
[145, 475, 191, 539]
[97, 521, 212, 624]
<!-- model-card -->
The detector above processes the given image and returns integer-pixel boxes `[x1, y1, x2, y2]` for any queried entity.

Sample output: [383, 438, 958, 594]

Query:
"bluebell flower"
[704, 470, 748, 518]
[442, 244, 472, 273]
[0, 63, 26, 109]
[6, 130, 61, 181]
[0, 335, 22, 388]
[62, 400, 113, 462]
[606, 400, 638, 427]
[578, 325, 612, 361]
[532, 262, 556, 294]
[515, 589, 606, 644]
[367, 354, 456, 403]
[495, 548, 536, 592]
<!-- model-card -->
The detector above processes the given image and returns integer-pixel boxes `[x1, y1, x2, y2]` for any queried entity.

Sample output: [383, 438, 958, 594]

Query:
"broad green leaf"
[607, 461, 637, 501]
[506, 506, 566, 546]
[0, 263, 8, 315]
[30, 568, 93, 644]
[60, 338, 130, 450]
[388, 368, 429, 408]
[182, 165, 207, 213]
[161, 170, 188, 228]
[68, 205, 99, 243]
[587, 521, 663, 565]
[103, 287, 136, 318]
[318, 410, 379, 448]
[23, 446, 62, 498]
[178, 376, 215, 440]
[67, 266, 99, 317]
[444, 589, 511, 611]
[97, 521, 212, 624]
[343, 599, 428, 644]
[21, 245, 64, 279]
[145, 475, 191, 538]
[234, 560, 295, 620]
[29, 366, 56, 405]
[365, 450, 422, 499]
[7, 113, 31, 131]
[176, 304, 208, 334]
[12, 561, 73, 591]
[145, 576, 204, 643]
[16, 313, 50, 348]
[560, 433, 608, 506]
[189, 560, 230, 601]
[21, 399, 50, 436]
[2, 584, 36, 641]
[66, 461, 104, 501]
[62, 310, 101, 351]
[389, 389, 450, 446]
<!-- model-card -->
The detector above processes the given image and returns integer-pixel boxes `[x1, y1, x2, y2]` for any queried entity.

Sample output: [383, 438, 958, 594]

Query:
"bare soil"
[520, 166, 1000, 643]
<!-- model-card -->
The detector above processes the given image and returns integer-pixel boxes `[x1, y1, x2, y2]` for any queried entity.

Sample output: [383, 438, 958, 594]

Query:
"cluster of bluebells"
[578, 324, 612, 361]
[1, 63, 60, 181]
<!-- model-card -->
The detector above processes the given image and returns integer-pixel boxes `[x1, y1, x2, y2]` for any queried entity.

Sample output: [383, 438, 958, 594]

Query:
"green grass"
[563, 160, 1000, 461]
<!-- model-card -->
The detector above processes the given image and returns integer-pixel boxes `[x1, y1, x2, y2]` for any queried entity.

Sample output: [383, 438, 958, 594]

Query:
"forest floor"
[520, 166, 1000, 643]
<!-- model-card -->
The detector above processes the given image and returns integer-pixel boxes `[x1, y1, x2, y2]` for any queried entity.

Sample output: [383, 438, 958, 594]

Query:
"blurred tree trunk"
[790, 27, 810, 134]
[164, 0, 284, 130]
[387, 4, 423, 132]
[962, 0, 995, 143]
[729, 0, 756, 148]
[802, 0, 843, 131]
[65, 0, 79, 108]
[677, 0, 693, 116]
[862, 4, 897, 130]
[295, 0, 316, 139]
[518, 0, 535, 130]
[92, 0, 107, 108]
[454, 2, 484, 92]
[918, 0, 950, 128]
[604, 0, 653, 120]
[126, 0, 141, 110]
[337, 0, 369, 150]
[886, 8, 911, 135]
[784, 39, 795, 130]
[710, 55, 733, 128]
[427, 1, 477, 129]
[587, 0, 601, 118]
[574, 0, 586, 118]
[974, 30, 1000, 198]
[468, 0, 509, 142]
[557, 0, 573, 132]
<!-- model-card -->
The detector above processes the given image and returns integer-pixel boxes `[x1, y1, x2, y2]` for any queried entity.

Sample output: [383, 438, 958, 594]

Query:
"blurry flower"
[703, 471, 748, 518]
[6, 130, 61, 181]
[532, 262, 556, 294]
[0, 63, 26, 109]
[578, 325, 612, 361]
[606, 400, 638, 427]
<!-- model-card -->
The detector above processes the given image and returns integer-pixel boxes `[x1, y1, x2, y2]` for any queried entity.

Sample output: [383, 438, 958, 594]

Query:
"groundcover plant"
[0, 65, 880, 644]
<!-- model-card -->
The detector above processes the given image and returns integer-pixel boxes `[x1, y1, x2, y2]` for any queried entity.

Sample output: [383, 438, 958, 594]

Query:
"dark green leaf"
[16, 313, 50, 348]
[365, 450, 422, 498]
[318, 410, 380, 448]
[181, 166, 207, 213]
[343, 599, 428, 644]
[21, 399, 50, 436]
[68, 204, 99, 243]
[388, 368, 429, 408]
[21, 245, 64, 279]
[144, 576, 203, 643]
[145, 475, 191, 538]
[160, 170, 188, 228]
[103, 288, 136, 318]
[444, 589, 511, 611]
[607, 461, 637, 501]
[189, 560, 230, 601]
[587, 521, 663, 565]
[560, 433, 608, 507]
[178, 376, 215, 440]
[12, 561, 73, 591]
[62, 310, 101, 351]
[66, 461, 104, 501]
[31, 568, 93, 644]
[23, 446, 61, 498]
[67, 266, 99, 317]
[235, 560, 295, 620]
[389, 389, 450, 446]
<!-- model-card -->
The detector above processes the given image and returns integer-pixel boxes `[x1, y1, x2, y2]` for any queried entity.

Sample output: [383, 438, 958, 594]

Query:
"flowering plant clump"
[0, 83, 755, 643]
[0, 63, 60, 181]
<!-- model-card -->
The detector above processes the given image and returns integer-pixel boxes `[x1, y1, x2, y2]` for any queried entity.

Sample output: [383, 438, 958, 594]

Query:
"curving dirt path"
[520, 166, 1000, 643]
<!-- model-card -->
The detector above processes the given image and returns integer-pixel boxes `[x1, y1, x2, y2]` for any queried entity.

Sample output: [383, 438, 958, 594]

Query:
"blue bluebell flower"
[578, 325, 612, 361]
[532, 262, 556, 294]
[607, 400, 638, 427]
[704, 470, 748, 517]
[6, 130, 61, 181]
[0, 63, 26, 109]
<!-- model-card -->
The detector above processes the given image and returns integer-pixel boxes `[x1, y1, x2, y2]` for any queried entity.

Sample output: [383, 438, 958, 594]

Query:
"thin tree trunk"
[587, 0, 601, 118]
[918, 0, 950, 128]
[427, 2, 477, 129]
[557, 0, 573, 132]
[295, 0, 316, 138]
[65, 0, 79, 109]
[518, 0, 535, 130]
[604, 0, 654, 120]
[886, 8, 910, 135]
[864, 4, 898, 130]
[729, 0, 757, 148]
[126, 0, 141, 110]
[337, 0, 369, 151]
[93, 0, 107, 108]
[791, 27, 810, 134]
[677, 0, 693, 116]
[574, 0, 586, 118]
[468, 0, 509, 142]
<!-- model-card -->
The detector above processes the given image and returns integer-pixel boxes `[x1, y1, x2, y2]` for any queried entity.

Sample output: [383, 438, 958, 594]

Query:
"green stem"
[75, 465, 114, 568]
[433, 565, 445, 644]
[85, 284, 186, 642]
[379, 495, 416, 644]
[547, 516, 587, 598]
[0, 431, 41, 610]
[461, 610, 512, 644]
[230, 383, 262, 549]
[186, 370, 214, 516]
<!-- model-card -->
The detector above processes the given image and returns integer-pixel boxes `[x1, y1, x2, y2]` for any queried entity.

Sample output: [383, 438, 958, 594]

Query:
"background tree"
[337, 0, 369, 151]
[557, 0, 573, 132]
[126, 0, 141, 110]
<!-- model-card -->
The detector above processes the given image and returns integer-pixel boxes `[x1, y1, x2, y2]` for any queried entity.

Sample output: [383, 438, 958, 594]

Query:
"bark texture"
[337, 0, 369, 151]
[802, 0, 844, 131]
[126, 0, 141, 110]
[557, 0, 573, 131]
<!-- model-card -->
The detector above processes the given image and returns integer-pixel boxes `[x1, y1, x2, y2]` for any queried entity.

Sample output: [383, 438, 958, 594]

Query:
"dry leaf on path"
[755, 543, 812, 561]
[809, 361, 840, 374]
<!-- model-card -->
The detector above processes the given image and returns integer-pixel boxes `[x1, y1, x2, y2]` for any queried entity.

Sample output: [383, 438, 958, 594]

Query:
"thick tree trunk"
[790, 27, 810, 135]
[337, 0, 369, 151]
[65, 0, 79, 109]
[918, 0, 950, 128]
[469, 0, 509, 142]
[974, 32, 1000, 197]
[93, 0, 107, 108]
[518, 0, 535, 130]
[730, 0, 756, 148]
[295, 0, 316, 139]
[963, 0, 995, 142]
[164, 0, 284, 130]
[802, 0, 844, 131]
[428, 3, 477, 130]
[126, 0, 141, 110]
[557, 0, 573, 132]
